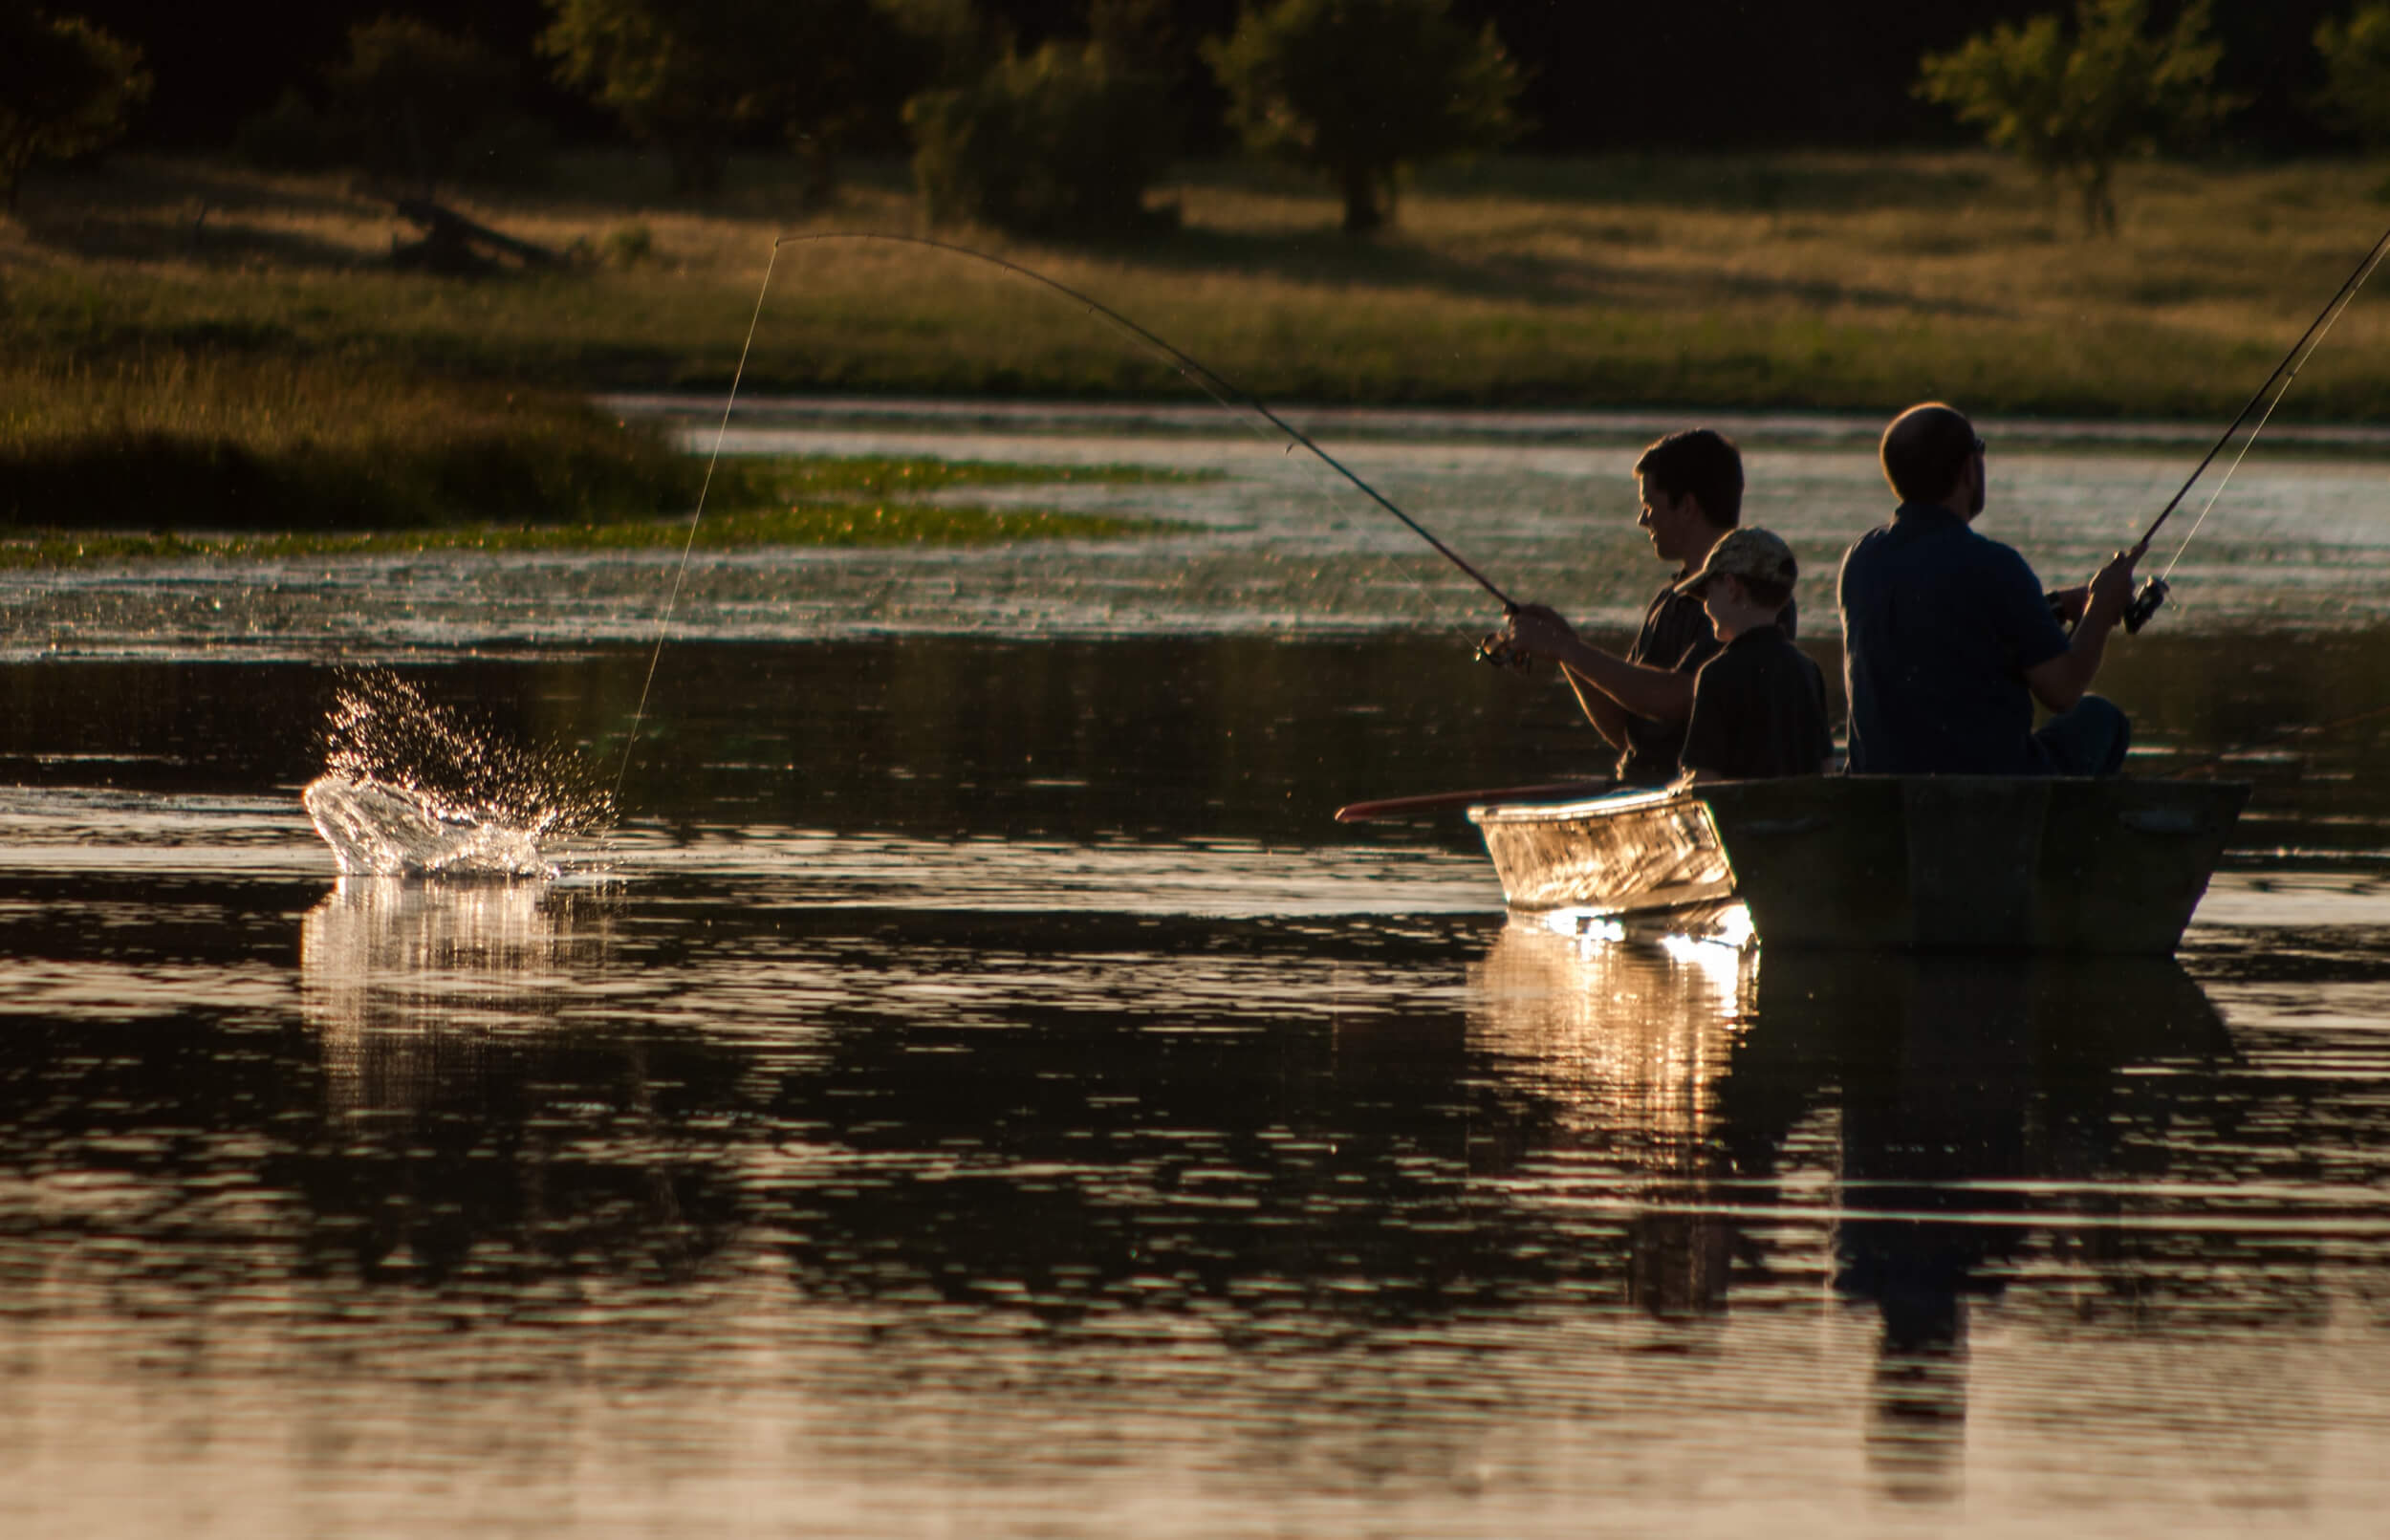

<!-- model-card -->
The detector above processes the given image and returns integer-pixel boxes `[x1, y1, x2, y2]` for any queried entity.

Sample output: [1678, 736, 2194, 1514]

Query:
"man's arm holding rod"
[1508, 604, 1696, 737]
[2025, 542, 2145, 711]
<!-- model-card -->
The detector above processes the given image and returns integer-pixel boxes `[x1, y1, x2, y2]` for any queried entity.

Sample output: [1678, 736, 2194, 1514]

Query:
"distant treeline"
[69, 0, 2373, 155]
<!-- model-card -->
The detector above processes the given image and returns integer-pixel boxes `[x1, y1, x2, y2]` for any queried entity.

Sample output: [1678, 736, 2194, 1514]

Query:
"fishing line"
[2163, 697, 2390, 779]
[613, 239, 780, 804]
[769, 231, 1522, 612]
[612, 231, 1556, 793]
[2138, 216, 2390, 593]
[2158, 238, 2390, 585]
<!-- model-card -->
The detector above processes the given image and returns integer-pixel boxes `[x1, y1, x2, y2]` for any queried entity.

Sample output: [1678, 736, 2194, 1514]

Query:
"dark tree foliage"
[1920, 0, 2237, 234]
[906, 19, 1183, 236]
[2314, 2, 2390, 148]
[1208, 0, 1522, 233]
[53, 0, 2384, 156]
[238, 17, 544, 188]
[542, 0, 926, 195]
[0, 4, 152, 209]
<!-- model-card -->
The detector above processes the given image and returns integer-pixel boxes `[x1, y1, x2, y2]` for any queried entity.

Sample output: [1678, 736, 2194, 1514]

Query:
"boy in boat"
[1671, 527, 1832, 782]
[1838, 402, 2143, 776]
[1500, 427, 1794, 785]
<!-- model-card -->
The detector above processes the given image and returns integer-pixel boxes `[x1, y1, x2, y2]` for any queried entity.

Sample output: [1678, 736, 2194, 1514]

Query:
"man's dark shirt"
[1679, 624, 1831, 781]
[1612, 579, 1800, 785]
[1837, 502, 2071, 774]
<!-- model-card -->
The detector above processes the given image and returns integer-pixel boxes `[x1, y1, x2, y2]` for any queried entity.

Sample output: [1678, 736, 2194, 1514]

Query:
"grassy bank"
[0, 348, 1198, 536]
[8, 151, 2390, 421]
[5, 150, 2390, 533]
[0, 353, 699, 529]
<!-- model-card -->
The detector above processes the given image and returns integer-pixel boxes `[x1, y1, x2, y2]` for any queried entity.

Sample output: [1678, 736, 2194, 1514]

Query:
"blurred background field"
[10, 0, 2390, 531]
[9, 150, 2390, 418]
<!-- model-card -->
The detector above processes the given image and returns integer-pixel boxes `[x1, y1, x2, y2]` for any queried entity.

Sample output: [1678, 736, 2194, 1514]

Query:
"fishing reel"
[2123, 577, 2169, 635]
[1474, 632, 1533, 672]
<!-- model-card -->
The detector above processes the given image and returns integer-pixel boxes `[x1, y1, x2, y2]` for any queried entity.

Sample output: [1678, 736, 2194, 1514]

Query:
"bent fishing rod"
[2118, 213, 2390, 634]
[615, 231, 1527, 799]
[773, 231, 1522, 613]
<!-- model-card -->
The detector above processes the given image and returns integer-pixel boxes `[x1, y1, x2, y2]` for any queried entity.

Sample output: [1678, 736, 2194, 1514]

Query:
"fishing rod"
[613, 231, 1530, 798]
[772, 231, 1522, 613]
[2119, 214, 2390, 635]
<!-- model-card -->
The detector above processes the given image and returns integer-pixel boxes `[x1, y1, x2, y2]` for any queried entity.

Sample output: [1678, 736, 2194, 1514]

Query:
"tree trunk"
[1339, 161, 1383, 235]
[2078, 163, 2117, 237]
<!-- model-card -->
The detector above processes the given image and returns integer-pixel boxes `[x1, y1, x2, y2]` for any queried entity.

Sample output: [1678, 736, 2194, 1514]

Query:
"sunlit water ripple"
[5, 408, 2390, 1536]
[8, 406, 2390, 661]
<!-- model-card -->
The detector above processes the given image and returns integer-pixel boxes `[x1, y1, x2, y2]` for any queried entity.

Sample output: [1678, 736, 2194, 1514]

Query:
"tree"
[325, 18, 526, 185]
[906, 34, 1181, 236]
[240, 18, 540, 188]
[2314, 3, 2390, 148]
[0, 6, 151, 213]
[542, 0, 909, 197]
[1918, 0, 2235, 236]
[1205, 0, 1522, 235]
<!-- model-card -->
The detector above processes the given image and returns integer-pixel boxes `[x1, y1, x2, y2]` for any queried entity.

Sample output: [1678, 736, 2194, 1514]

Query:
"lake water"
[4, 405, 2389, 1536]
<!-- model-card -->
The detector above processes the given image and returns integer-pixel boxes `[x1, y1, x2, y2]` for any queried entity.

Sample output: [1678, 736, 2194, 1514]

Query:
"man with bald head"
[1837, 402, 2144, 776]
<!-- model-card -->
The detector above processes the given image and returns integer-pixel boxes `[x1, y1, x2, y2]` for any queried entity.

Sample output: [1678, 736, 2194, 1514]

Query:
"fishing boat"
[1467, 775, 2249, 954]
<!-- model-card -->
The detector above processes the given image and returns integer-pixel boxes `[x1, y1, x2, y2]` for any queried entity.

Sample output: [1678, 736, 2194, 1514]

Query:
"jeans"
[2031, 693, 2131, 777]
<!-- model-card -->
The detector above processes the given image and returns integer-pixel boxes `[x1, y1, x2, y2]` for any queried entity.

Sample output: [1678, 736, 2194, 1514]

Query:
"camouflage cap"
[1675, 526, 1798, 596]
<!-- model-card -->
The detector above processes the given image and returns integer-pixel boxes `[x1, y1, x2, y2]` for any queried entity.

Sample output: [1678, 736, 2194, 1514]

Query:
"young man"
[1502, 428, 1792, 785]
[1838, 402, 2142, 776]
[1673, 528, 1832, 783]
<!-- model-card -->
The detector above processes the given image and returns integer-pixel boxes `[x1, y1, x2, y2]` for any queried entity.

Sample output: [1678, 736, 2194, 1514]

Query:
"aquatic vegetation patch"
[0, 501, 1188, 568]
[0, 351, 1199, 553]
[0, 354, 701, 531]
[739, 455, 1213, 499]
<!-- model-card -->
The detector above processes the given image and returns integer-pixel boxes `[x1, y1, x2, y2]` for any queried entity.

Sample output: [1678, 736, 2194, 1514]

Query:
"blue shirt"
[1836, 503, 2071, 774]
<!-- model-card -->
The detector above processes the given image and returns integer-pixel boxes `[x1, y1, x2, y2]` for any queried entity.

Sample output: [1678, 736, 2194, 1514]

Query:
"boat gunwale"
[1466, 773, 2255, 829]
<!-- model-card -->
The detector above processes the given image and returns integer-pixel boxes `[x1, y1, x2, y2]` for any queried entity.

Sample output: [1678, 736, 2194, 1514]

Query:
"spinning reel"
[1474, 631, 1532, 672]
[2122, 577, 2168, 635]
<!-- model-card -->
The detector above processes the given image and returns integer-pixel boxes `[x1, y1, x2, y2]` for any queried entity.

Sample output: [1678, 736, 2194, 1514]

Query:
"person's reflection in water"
[1735, 950, 2230, 1504]
[1840, 960, 2031, 1502]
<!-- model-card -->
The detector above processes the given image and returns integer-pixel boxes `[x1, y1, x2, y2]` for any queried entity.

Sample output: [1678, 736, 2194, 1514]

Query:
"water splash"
[302, 671, 613, 878]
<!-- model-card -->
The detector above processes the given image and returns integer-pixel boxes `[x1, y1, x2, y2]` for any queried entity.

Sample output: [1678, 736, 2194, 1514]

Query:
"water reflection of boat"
[1468, 922, 1750, 1318]
[1468, 775, 2249, 953]
[1474, 917, 2234, 1498]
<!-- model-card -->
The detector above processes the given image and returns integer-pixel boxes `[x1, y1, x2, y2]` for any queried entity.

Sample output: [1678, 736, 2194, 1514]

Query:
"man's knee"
[2037, 693, 2130, 776]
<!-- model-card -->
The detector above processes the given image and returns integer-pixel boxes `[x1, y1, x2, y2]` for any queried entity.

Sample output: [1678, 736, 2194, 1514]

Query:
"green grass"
[6, 147, 2390, 535]
[736, 453, 1207, 499]
[0, 346, 1202, 534]
[0, 352, 704, 529]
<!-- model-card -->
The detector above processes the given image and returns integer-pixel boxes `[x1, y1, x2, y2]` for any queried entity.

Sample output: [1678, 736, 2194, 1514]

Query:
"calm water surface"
[3, 413, 2389, 1536]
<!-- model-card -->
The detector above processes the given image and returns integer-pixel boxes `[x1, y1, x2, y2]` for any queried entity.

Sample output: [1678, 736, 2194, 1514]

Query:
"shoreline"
[604, 392, 2390, 454]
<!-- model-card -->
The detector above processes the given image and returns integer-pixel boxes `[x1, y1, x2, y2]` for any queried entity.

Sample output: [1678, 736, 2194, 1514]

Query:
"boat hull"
[1468, 776, 2249, 955]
